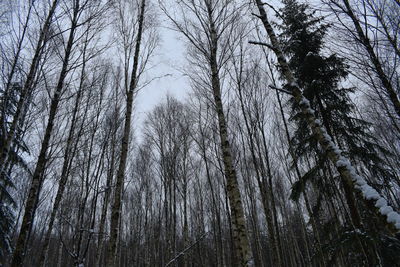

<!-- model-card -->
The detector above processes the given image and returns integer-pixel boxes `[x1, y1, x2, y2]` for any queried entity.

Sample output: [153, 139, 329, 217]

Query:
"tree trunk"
[107, 0, 146, 265]
[340, 0, 400, 117]
[11, 2, 79, 264]
[254, 0, 400, 234]
[0, 0, 59, 174]
[235, 75, 282, 266]
[38, 29, 92, 266]
[274, 87, 327, 267]
[208, 24, 253, 267]
[96, 129, 117, 267]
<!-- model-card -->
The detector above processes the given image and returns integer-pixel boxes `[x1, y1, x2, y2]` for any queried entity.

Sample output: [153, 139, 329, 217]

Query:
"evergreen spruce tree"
[277, 0, 399, 265]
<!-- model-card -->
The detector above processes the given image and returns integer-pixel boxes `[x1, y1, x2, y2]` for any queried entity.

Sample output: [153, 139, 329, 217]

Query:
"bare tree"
[161, 0, 254, 265]
[11, 0, 103, 265]
[107, 0, 157, 265]
[323, 0, 400, 119]
[0, 0, 59, 176]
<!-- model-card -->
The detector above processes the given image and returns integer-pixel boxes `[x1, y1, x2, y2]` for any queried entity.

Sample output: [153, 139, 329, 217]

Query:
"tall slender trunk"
[208, 20, 253, 267]
[11, 2, 79, 265]
[0, 0, 59, 174]
[340, 0, 400, 117]
[0, 1, 32, 144]
[254, 0, 400, 234]
[182, 179, 189, 267]
[274, 87, 326, 267]
[107, 0, 146, 265]
[316, 95, 362, 228]
[38, 30, 92, 266]
[259, 126, 284, 265]
[79, 141, 107, 265]
[199, 123, 225, 267]
[96, 130, 117, 267]
[236, 83, 281, 266]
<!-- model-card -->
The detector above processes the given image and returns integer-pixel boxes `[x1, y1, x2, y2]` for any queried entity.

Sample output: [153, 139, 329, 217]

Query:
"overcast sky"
[133, 18, 190, 135]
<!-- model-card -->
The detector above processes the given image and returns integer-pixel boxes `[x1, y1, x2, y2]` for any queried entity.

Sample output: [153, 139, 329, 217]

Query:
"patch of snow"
[247, 259, 255, 266]
[333, 147, 342, 155]
[299, 97, 310, 107]
[387, 212, 400, 224]
[328, 140, 336, 148]
[355, 177, 367, 186]
[299, 88, 400, 231]
[379, 206, 393, 216]
[361, 184, 380, 200]
[375, 198, 387, 208]
[319, 127, 327, 136]
[336, 158, 349, 168]
[306, 51, 316, 57]
[323, 133, 332, 142]
[306, 107, 315, 115]
[349, 169, 358, 178]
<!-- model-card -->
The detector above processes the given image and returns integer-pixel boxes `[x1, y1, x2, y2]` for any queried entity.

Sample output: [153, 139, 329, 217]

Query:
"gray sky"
[134, 23, 190, 134]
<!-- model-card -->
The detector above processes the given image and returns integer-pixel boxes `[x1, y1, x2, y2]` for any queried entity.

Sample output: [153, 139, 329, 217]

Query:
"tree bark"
[37, 28, 93, 266]
[0, 0, 59, 175]
[208, 20, 253, 267]
[254, 0, 400, 234]
[339, 0, 400, 118]
[106, 0, 146, 265]
[11, 1, 79, 265]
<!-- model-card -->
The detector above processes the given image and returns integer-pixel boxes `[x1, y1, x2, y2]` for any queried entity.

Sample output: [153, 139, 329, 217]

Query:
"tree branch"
[249, 40, 274, 50]
[269, 85, 293, 95]
[165, 232, 208, 267]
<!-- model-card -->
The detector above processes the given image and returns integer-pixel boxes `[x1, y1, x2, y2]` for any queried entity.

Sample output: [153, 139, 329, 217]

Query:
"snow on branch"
[254, 0, 400, 232]
[300, 94, 400, 230]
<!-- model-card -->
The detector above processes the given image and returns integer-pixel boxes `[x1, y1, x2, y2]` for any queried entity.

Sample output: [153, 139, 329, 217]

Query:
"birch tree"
[253, 0, 400, 240]
[162, 0, 254, 265]
[107, 0, 157, 265]
[11, 0, 102, 265]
